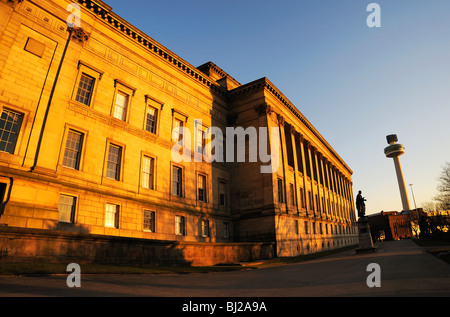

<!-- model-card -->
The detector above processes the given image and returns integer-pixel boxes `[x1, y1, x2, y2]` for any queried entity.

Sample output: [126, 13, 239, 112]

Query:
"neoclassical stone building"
[0, 0, 357, 263]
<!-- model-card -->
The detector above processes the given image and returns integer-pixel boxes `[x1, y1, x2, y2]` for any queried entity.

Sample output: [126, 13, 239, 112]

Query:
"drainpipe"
[31, 27, 73, 171]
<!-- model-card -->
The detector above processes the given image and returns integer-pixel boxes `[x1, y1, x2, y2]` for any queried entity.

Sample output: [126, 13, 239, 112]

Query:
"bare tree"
[434, 162, 450, 209]
[421, 201, 438, 213]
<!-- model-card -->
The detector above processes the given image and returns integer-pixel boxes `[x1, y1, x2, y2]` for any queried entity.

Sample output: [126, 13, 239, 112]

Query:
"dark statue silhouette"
[356, 190, 367, 218]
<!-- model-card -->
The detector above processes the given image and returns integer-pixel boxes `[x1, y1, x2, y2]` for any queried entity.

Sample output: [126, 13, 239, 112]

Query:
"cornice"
[230, 77, 353, 175]
[75, 0, 352, 175]
[197, 61, 241, 87]
[75, 0, 228, 97]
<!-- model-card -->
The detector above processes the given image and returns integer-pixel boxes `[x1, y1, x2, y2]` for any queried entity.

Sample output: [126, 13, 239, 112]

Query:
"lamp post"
[409, 184, 417, 211]
[409, 183, 420, 238]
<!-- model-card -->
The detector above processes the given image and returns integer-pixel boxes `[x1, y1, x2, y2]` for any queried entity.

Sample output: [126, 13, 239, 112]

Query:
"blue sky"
[103, 0, 450, 214]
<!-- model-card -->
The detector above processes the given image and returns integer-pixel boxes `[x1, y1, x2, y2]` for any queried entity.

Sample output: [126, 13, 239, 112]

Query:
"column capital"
[295, 131, 304, 142]
[254, 103, 273, 116]
[286, 124, 296, 134]
[276, 113, 285, 126]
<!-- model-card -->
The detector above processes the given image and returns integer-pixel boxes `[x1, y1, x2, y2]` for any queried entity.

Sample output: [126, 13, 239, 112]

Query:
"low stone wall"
[0, 226, 275, 266]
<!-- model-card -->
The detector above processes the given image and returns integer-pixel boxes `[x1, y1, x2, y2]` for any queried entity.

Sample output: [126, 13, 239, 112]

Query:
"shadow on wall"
[0, 225, 194, 267]
[0, 225, 275, 266]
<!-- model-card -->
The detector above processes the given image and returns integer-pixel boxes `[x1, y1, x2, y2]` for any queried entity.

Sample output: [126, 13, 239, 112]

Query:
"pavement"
[0, 239, 449, 298]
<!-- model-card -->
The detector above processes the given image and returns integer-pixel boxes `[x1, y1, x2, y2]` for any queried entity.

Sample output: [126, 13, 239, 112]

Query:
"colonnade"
[276, 114, 356, 225]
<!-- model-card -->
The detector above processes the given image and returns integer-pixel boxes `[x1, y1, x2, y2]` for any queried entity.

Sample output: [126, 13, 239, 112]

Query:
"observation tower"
[384, 134, 411, 211]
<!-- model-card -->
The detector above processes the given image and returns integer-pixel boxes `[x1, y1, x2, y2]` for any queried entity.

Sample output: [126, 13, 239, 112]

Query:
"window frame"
[111, 79, 136, 123]
[143, 210, 156, 233]
[112, 90, 129, 122]
[194, 120, 209, 157]
[61, 129, 84, 170]
[0, 108, 24, 155]
[172, 117, 185, 144]
[58, 193, 78, 223]
[201, 218, 210, 237]
[140, 153, 156, 191]
[74, 73, 95, 106]
[299, 187, 305, 208]
[218, 180, 227, 207]
[144, 95, 163, 135]
[223, 222, 230, 239]
[277, 178, 284, 203]
[71, 60, 103, 107]
[104, 140, 125, 182]
[105, 202, 120, 228]
[171, 165, 183, 197]
[171, 108, 188, 146]
[58, 124, 88, 172]
[289, 183, 296, 206]
[197, 173, 207, 203]
[175, 215, 185, 236]
[145, 105, 158, 134]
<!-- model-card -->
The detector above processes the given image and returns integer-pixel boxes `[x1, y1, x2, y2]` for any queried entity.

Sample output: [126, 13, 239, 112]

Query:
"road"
[0, 240, 449, 297]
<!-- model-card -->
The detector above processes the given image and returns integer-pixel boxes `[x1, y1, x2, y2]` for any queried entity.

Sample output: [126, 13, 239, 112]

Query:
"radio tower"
[384, 134, 411, 211]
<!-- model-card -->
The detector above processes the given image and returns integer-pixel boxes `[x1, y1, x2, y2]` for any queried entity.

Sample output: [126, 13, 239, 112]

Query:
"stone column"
[289, 128, 300, 214]
[277, 113, 288, 211]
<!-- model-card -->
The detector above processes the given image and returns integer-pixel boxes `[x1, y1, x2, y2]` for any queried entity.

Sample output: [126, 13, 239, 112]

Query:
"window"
[143, 210, 155, 232]
[201, 219, 209, 237]
[145, 106, 158, 134]
[58, 194, 76, 223]
[295, 220, 299, 234]
[62, 130, 83, 169]
[219, 181, 227, 206]
[113, 91, 129, 121]
[277, 178, 284, 203]
[75, 73, 95, 106]
[289, 183, 296, 206]
[172, 166, 182, 197]
[195, 125, 206, 154]
[198, 174, 206, 202]
[223, 222, 230, 239]
[142, 156, 154, 189]
[172, 118, 184, 143]
[0, 183, 7, 206]
[105, 203, 119, 228]
[304, 221, 309, 234]
[299, 187, 305, 208]
[175, 215, 185, 235]
[0, 109, 23, 154]
[106, 144, 122, 181]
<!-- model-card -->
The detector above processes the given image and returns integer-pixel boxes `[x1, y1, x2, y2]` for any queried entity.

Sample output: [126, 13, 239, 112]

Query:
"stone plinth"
[356, 217, 377, 253]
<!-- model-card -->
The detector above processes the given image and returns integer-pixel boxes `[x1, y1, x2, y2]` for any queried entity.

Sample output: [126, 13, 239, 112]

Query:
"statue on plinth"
[355, 190, 377, 253]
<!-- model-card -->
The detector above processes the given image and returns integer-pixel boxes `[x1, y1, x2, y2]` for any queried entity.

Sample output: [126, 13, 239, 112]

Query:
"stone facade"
[0, 0, 357, 263]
